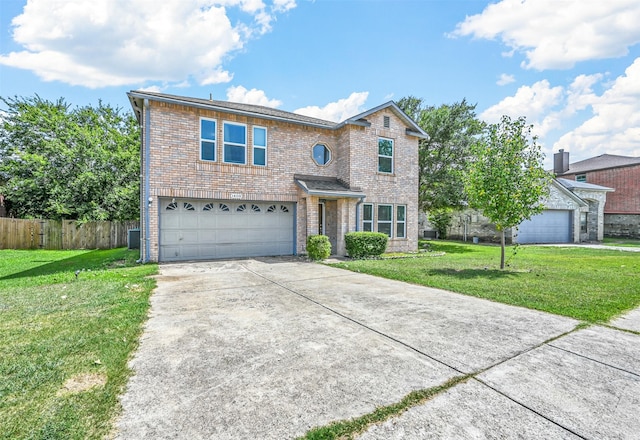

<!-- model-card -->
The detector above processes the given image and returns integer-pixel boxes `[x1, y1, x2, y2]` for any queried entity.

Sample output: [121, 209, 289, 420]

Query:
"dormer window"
[312, 143, 331, 166]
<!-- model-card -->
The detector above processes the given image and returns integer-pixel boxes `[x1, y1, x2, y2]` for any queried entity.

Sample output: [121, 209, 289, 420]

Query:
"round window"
[312, 143, 331, 166]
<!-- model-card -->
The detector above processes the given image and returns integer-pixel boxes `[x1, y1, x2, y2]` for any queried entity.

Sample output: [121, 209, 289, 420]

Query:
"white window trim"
[252, 125, 267, 167]
[378, 137, 394, 174]
[396, 205, 406, 239]
[200, 117, 217, 162]
[312, 143, 332, 166]
[363, 203, 373, 232]
[223, 121, 247, 165]
[377, 204, 393, 238]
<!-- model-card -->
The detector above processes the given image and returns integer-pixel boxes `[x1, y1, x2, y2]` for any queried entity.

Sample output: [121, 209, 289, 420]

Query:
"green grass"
[0, 248, 157, 440]
[602, 237, 640, 247]
[298, 376, 469, 440]
[331, 241, 640, 323]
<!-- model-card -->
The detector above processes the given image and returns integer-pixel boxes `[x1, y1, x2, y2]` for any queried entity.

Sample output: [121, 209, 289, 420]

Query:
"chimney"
[553, 149, 569, 174]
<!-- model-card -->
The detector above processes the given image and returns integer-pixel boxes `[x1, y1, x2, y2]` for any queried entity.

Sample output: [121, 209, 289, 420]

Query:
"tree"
[465, 115, 552, 269]
[397, 96, 484, 215]
[0, 95, 140, 221]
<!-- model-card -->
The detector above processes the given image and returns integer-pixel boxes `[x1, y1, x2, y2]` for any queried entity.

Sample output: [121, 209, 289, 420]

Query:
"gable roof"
[127, 90, 428, 138]
[558, 154, 640, 175]
[550, 179, 588, 207]
[556, 178, 613, 192]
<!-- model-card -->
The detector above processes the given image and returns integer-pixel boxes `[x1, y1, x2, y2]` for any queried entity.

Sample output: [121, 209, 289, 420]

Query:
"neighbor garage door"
[159, 199, 294, 261]
[516, 209, 572, 244]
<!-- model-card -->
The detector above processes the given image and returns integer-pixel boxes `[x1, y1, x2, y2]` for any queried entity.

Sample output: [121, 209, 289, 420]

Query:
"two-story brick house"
[554, 150, 640, 238]
[127, 91, 426, 262]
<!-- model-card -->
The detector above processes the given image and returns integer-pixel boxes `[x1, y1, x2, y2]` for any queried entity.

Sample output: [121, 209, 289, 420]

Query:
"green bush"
[345, 232, 388, 258]
[307, 234, 331, 260]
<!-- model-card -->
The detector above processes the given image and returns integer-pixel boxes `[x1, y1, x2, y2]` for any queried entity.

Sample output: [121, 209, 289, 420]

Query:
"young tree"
[0, 95, 140, 221]
[465, 115, 552, 269]
[397, 97, 484, 233]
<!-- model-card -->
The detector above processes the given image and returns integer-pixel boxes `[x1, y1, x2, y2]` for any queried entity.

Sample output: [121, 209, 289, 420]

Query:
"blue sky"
[2, 0, 640, 166]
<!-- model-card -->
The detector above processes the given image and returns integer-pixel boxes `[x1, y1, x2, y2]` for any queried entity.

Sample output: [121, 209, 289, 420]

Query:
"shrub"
[345, 232, 388, 258]
[307, 234, 331, 260]
[427, 208, 453, 239]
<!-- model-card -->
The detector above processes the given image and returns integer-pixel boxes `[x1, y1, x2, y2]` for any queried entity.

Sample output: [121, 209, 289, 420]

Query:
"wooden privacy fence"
[0, 218, 139, 250]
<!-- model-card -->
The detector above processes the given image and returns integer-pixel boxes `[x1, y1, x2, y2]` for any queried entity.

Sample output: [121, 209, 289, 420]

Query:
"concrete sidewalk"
[116, 258, 640, 439]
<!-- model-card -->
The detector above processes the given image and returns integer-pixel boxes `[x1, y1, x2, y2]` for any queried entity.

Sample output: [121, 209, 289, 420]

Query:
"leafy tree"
[397, 96, 484, 214]
[0, 95, 140, 221]
[465, 115, 552, 269]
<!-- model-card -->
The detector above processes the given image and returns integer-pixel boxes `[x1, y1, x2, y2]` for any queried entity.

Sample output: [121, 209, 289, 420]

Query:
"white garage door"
[159, 199, 295, 261]
[516, 210, 572, 244]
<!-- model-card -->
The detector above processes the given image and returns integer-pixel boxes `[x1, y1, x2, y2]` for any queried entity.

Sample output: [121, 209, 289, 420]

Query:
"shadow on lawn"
[0, 249, 124, 281]
[424, 242, 482, 254]
[426, 267, 521, 280]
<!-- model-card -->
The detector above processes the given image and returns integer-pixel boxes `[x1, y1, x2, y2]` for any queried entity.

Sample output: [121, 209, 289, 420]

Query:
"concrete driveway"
[117, 258, 640, 439]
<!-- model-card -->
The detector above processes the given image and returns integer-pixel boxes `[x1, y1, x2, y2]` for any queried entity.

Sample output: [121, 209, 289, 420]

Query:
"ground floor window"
[362, 203, 408, 239]
[580, 212, 588, 233]
[396, 205, 406, 238]
[363, 204, 373, 232]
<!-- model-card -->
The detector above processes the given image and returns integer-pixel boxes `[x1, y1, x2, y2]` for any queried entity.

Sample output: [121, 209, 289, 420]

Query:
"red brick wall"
[562, 164, 640, 214]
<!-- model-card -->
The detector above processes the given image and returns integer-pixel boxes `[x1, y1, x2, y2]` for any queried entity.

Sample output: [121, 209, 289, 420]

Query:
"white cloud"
[555, 58, 640, 158]
[0, 0, 296, 88]
[226, 85, 282, 107]
[294, 92, 369, 122]
[496, 73, 515, 86]
[451, 0, 640, 70]
[480, 80, 564, 136]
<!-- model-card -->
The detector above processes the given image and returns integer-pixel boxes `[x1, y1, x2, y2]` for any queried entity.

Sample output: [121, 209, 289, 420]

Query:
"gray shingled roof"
[556, 178, 613, 192]
[128, 90, 337, 128]
[127, 90, 428, 137]
[558, 154, 640, 175]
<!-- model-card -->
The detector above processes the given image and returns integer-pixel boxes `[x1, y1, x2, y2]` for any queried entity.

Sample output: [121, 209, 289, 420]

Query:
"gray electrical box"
[128, 228, 140, 249]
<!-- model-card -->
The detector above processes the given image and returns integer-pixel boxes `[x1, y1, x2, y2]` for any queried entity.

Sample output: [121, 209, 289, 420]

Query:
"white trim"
[378, 137, 394, 174]
[396, 205, 406, 238]
[223, 120, 247, 165]
[200, 117, 217, 162]
[377, 204, 393, 238]
[252, 125, 267, 167]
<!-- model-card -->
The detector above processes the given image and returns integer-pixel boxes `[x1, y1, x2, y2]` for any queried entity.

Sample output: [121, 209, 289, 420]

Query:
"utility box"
[128, 228, 140, 249]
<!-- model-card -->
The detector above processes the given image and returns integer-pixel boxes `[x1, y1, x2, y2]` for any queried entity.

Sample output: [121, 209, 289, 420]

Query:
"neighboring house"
[438, 178, 612, 244]
[554, 150, 640, 238]
[127, 91, 426, 262]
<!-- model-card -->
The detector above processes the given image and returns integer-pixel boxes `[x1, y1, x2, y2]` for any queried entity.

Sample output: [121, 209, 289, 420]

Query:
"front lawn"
[330, 241, 640, 323]
[0, 248, 157, 440]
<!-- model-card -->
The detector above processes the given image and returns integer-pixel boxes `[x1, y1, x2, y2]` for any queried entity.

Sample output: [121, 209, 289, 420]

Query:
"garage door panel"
[517, 210, 571, 244]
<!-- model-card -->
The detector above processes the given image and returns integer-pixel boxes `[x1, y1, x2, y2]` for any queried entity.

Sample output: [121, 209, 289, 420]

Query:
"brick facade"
[561, 164, 640, 215]
[129, 92, 422, 261]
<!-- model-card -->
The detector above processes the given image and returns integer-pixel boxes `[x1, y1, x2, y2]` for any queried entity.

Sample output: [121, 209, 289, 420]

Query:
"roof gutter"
[127, 91, 336, 131]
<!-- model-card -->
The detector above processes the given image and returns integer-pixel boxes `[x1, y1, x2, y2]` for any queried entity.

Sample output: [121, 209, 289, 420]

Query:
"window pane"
[313, 144, 331, 165]
[396, 222, 406, 238]
[378, 205, 392, 221]
[201, 119, 216, 140]
[378, 222, 392, 236]
[224, 123, 246, 144]
[378, 138, 393, 156]
[224, 144, 245, 164]
[201, 141, 215, 161]
[397, 206, 405, 222]
[363, 222, 372, 232]
[379, 157, 392, 173]
[363, 204, 373, 221]
[253, 127, 266, 147]
[253, 147, 266, 166]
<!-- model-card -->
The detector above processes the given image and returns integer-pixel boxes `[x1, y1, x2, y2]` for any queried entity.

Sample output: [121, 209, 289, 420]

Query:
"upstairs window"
[576, 174, 586, 182]
[223, 122, 247, 164]
[313, 143, 331, 166]
[253, 126, 267, 166]
[378, 138, 393, 173]
[200, 118, 216, 161]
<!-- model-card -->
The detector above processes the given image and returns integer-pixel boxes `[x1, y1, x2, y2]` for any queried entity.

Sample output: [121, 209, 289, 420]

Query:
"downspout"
[355, 196, 365, 231]
[144, 99, 151, 263]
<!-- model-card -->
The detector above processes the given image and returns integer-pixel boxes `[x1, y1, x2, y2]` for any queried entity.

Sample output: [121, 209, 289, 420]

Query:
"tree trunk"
[500, 229, 505, 269]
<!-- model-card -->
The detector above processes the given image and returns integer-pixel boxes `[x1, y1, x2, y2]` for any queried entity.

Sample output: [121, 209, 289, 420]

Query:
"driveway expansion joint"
[547, 343, 640, 378]
[243, 264, 466, 375]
